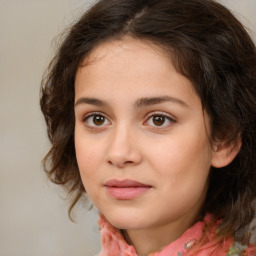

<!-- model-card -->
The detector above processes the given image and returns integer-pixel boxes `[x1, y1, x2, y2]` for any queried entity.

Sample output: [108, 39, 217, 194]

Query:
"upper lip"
[104, 179, 151, 188]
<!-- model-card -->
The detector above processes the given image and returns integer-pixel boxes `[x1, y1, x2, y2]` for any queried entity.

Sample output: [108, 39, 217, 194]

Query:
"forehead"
[79, 38, 173, 77]
[74, 38, 199, 109]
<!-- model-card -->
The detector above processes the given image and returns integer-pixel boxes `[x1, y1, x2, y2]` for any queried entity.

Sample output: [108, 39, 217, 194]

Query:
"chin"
[103, 209, 146, 230]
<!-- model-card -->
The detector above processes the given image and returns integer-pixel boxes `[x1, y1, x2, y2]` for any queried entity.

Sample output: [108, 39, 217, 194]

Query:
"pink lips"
[104, 179, 152, 200]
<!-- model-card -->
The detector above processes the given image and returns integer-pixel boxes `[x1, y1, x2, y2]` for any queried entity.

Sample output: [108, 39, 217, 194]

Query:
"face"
[74, 38, 214, 233]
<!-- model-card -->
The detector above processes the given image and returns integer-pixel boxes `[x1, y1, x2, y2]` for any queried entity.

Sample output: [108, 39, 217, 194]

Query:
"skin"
[74, 38, 226, 255]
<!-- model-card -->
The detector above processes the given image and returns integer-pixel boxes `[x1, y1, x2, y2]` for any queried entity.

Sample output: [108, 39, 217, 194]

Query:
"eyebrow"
[75, 96, 188, 108]
[135, 96, 188, 108]
[75, 97, 110, 107]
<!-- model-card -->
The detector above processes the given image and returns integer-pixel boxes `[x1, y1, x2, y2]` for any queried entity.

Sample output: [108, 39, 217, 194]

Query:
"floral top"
[97, 214, 256, 256]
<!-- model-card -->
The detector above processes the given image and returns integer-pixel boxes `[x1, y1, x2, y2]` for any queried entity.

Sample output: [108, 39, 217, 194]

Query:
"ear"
[211, 137, 242, 168]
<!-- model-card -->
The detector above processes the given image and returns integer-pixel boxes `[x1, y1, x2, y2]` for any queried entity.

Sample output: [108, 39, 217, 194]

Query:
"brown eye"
[93, 115, 105, 125]
[84, 113, 110, 127]
[152, 115, 165, 126]
[145, 113, 175, 128]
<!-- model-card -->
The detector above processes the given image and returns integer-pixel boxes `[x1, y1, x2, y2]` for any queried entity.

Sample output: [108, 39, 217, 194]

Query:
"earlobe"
[211, 138, 242, 168]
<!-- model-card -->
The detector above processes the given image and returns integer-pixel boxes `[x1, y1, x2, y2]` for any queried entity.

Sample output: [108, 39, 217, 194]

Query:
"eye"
[83, 113, 110, 127]
[145, 113, 175, 128]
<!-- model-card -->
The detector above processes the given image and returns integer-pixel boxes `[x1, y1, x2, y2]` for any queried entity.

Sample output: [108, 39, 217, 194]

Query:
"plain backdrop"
[0, 1, 255, 256]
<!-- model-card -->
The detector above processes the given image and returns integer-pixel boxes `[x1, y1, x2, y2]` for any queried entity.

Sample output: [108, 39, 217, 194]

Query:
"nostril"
[106, 140, 142, 167]
[107, 159, 134, 167]
[124, 161, 133, 165]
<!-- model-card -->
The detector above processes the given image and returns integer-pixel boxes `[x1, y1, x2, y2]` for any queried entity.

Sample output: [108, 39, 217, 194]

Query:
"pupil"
[93, 115, 104, 125]
[153, 116, 165, 126]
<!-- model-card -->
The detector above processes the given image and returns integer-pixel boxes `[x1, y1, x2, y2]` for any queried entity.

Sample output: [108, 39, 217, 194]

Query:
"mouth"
[104, 179, 152, 200]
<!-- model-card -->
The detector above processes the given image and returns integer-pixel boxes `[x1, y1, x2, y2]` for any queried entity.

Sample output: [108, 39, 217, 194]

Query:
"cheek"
[74, 130, 100, 178]
[75, 136, 101, 199]
[150, 137, 211, 209]
[146, 130, 212, 180]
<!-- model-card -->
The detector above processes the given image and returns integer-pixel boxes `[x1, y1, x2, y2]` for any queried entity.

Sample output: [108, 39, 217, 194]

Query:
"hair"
[40, 0, 256, 245]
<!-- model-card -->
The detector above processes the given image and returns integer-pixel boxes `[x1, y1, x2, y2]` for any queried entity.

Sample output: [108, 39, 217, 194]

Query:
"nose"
[106, 125, 142, 168]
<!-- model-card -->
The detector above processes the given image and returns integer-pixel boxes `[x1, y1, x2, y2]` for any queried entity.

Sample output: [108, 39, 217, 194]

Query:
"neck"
[123, 211, 202, 256]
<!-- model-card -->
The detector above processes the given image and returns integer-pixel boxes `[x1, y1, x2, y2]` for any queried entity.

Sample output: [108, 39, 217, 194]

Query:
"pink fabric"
[98, 214, 255, 256]
[98, 215, 136, 256]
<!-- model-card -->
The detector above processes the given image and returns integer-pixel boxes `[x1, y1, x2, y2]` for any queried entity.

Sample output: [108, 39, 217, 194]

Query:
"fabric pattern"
[97, 214, 256, 256]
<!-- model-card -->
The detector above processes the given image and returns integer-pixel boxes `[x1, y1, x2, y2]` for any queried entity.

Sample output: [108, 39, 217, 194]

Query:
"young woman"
[40, 0, 256, 255]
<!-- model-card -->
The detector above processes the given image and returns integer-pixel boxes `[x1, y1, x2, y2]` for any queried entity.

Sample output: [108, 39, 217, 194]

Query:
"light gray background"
[0, 1, 255, 256]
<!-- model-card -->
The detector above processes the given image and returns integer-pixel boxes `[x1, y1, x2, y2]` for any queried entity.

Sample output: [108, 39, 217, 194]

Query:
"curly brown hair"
[40, 0, 256, 245]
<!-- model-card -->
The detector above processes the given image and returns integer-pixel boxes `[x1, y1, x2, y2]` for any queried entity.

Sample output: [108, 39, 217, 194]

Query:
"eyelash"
[82, 112, 111, 128]
[144, 112, 176, 128]
[82, 111, 176, 129]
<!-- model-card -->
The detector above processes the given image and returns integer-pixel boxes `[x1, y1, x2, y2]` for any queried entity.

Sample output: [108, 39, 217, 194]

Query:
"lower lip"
[105, 186, 151, 200]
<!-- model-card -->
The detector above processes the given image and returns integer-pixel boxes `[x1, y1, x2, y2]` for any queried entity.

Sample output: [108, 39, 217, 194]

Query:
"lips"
[104, 179, 152, 200]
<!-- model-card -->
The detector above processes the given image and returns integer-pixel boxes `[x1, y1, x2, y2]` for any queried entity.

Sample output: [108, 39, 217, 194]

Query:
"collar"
[97, 213, 234, 256]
